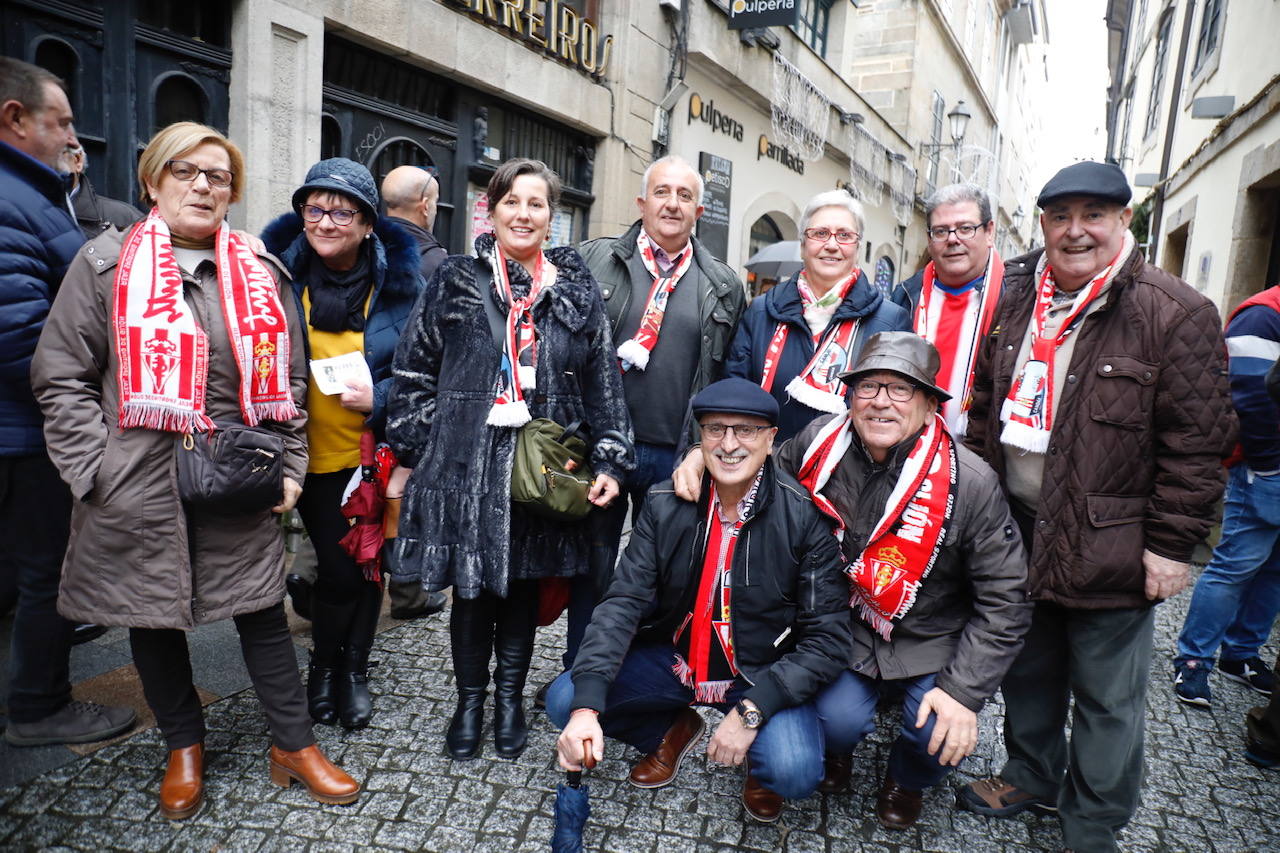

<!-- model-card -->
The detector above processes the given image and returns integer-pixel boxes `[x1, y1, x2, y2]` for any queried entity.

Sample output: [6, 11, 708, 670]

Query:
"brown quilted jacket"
[964, 247, 1237, 609]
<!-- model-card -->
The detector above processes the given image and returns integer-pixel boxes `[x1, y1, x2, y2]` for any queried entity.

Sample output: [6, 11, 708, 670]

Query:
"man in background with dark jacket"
[0, 56, 135, 746]
[58, 143, 140, 240]
[381, 164, 446, 285]
[550, 378, 850, 825]
[565, 155, 746, 670]
[1171, 281, 1280, 706]
[773, 331, 1029, 830]
[955, 161, 1236, 852]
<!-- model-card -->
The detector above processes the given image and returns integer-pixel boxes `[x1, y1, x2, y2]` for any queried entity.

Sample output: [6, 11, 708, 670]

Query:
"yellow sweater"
[303, 290, 368, 474]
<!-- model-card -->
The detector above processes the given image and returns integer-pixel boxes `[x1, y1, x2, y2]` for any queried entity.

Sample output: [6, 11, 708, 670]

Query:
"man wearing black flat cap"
[955, 161, 1236, 852]
[770, 331, 1030, 830]
[549, 377, 852, 825]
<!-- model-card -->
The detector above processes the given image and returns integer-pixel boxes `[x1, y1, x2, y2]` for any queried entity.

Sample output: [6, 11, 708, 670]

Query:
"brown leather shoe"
[742, 770, 783, 823]
[268, 744, 360, 805]
[817, 752, 853, 794]
[875, 774, 923, 829]
[628, 707, 705, 789]
[159, 743, 204, 821]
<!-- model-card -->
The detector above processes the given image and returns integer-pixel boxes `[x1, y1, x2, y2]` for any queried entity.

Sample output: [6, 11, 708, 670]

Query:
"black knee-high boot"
[492, 580, 539, 759]
[337, 582, 382, 729]
[446, 594, 496, 760]
[307, 598, 354, 726]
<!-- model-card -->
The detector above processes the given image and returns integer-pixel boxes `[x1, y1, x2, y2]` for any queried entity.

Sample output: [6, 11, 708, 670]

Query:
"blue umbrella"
[551, 739, 596, 853]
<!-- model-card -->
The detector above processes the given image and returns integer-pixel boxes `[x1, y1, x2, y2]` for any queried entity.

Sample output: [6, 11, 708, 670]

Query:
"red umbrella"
[340, 431, 387, 582]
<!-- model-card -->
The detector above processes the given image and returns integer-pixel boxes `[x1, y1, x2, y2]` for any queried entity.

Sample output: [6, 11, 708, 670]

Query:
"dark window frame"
[1144, 12, 1173, 138]
[793, 0, 835, 57]
[1192, 0, 1224, 74]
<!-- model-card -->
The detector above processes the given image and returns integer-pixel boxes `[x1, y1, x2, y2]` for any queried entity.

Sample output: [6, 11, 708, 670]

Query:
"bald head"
[382, 165, 439, 230]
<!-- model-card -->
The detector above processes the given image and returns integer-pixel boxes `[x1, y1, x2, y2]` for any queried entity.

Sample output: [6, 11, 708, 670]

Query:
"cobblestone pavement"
[1, 580, 1278, 852]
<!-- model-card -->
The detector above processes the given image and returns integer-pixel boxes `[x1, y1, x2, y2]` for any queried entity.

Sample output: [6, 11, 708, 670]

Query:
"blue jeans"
[816, 669, 952, 791]
[564, 442, 678, 669]
[1177, 465, 1280, 666]
[548, 644, 825, 799]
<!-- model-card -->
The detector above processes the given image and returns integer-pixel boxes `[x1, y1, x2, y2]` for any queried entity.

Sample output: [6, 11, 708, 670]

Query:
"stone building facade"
[1105, 0, 1280, 310]
[3, 0, 1051, 286]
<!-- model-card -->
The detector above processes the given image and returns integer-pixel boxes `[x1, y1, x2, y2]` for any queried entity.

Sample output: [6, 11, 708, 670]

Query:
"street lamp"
[1011, 205, 1025, 230]
[947, 101, 971, 147]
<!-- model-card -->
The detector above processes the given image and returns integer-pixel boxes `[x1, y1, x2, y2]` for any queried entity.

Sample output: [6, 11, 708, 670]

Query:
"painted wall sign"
[697, 152, 733, 261]
[727, 0, 800, 30]
[757, 134, 805, 175]
[446, 0, 613, 78]
[688, 93, 744, 142]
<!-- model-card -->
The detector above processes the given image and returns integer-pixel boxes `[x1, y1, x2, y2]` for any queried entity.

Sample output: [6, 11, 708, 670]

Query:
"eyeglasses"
[852, 380, 918, 402]
[803, 227, 860, 245]
[165, 159, 233, 189]
[926, 222, 989, 242]
[700, 423, 770, 441]
[301, 205, 361, 226]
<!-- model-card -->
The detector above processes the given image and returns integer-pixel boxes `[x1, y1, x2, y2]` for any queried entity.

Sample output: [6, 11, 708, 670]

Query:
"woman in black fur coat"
[387, 159, 634, 759]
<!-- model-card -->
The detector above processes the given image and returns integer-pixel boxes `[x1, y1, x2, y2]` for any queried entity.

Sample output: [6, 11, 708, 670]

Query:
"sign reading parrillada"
[727, 0, 800, 30]
[446, 0, 613, 78]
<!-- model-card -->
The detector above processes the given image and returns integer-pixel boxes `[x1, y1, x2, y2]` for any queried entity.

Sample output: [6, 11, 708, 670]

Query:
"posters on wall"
[467, 186, 575, 251]
[697, 152, 732, 262]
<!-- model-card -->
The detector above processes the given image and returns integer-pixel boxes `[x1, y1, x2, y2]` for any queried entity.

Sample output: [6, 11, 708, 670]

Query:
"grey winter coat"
[387, 233, 634, 600]
[31, 227, 308, 629]
[776, 417, 1031, 711]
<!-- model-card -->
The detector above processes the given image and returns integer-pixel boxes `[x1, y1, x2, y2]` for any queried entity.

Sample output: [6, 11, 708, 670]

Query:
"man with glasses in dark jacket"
[549, 377, 851, 825]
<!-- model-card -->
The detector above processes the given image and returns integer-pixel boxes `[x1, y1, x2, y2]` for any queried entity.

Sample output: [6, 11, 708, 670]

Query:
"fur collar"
[474, 232, 598, 333]
[260, 211, 422, 298]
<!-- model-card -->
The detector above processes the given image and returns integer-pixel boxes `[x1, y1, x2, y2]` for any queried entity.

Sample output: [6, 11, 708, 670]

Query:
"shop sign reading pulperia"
[727, 0, 800, 30]
[446, 0, 613, 78]
[688, 93, 744, 142]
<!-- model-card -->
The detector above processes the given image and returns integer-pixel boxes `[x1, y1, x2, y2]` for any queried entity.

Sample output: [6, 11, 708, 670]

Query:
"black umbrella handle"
[565, 737, 595, 788]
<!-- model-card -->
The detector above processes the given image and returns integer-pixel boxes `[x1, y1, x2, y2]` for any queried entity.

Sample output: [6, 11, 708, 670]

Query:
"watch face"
[740, 706, 763, 729]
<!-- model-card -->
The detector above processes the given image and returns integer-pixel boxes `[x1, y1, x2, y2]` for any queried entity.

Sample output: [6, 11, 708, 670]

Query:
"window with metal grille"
[1144, 13, 1172, 137]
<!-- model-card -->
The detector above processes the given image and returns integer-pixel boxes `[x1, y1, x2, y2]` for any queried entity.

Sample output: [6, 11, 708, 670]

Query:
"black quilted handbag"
[176, 423, 285, 513]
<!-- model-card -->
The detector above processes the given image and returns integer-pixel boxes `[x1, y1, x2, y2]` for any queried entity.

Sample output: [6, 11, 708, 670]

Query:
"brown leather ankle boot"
[268, 744, 360, 804]
[159, 743, 204, 820]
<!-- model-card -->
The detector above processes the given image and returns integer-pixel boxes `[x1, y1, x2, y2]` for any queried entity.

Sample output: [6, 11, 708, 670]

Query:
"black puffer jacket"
[387, 234, 634, 599]
[571, 458, 852, 719]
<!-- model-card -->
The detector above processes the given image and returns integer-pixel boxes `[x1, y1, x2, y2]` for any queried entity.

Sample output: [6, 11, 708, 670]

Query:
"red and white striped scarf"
[1000, 239, 1129, 452]
[795, 413, 955, 640]
[672, 474, 760, 703]
[913, 250, 1004, 436]
[487, 244, 556, 427]
[113, 209, 296, 433]
[616, 231, 693, 371]
[760, 271, 861, 415]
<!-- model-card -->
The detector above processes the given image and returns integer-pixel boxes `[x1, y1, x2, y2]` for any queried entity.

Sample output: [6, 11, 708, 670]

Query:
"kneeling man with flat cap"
[774, 331, 1032, 829]
[550, 377, 852, 823]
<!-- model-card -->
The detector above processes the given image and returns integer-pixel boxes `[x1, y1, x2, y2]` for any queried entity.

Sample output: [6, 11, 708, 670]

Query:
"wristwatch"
[735, 700, 764, 730]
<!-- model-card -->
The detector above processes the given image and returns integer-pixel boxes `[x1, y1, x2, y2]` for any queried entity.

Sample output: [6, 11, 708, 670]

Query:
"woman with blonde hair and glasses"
[33, 122, 359, 820]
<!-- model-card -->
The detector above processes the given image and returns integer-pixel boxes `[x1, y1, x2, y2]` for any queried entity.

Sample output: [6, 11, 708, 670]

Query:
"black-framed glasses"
[852, 380, 918, 402]
[165, 159, 233, 189]
[803, 227, 860, 245]
[300, 204, 361, 226]
[926, 221, 990, 242]
[700, 423, 770, 441]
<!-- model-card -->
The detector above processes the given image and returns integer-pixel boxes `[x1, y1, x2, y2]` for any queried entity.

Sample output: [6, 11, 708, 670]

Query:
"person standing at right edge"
[954, 161, 1237, 852]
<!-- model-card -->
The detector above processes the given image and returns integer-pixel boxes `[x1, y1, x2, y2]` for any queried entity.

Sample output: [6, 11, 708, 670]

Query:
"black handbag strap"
[557, 420, 586, 443]
[476, 258, 506, 351]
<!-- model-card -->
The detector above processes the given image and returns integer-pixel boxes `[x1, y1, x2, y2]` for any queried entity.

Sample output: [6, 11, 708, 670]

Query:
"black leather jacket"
[570, 457, 852, 719]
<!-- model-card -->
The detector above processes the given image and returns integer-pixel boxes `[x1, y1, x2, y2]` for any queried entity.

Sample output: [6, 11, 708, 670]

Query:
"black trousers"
[299, 468, 376, 604]
[0, 453, 73, 723]
[129, 603, 313, 751]
[1247, 653, 1280, 752]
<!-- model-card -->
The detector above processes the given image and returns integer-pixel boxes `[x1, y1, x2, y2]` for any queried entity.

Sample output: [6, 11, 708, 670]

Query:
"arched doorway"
[747, 213, 788, 297]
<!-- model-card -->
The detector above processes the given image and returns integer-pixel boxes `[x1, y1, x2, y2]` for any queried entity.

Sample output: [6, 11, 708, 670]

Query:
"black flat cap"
[837, 331, 952, 402]
[1037, 161, 1131, 209]
[691, 377, 780, 426]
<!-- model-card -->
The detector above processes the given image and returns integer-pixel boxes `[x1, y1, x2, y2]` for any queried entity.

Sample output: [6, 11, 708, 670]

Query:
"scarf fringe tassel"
[486, 399, 532, 427]
[999, 398, 1051, 453]
[616, 339, 651, 372]
[784, 376, 846, 415]
[671, 658, 735, 704]
[855, 599, 896, 643]
[120, 404, 214, 434]
[517, 365, 537, 392]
